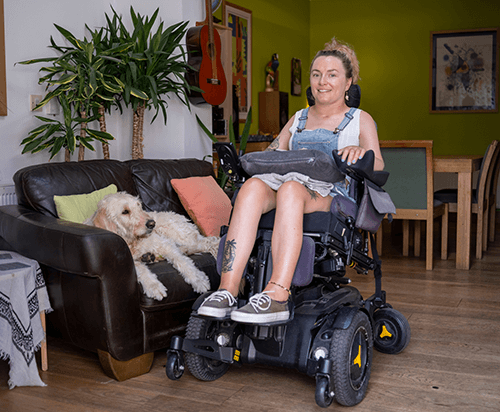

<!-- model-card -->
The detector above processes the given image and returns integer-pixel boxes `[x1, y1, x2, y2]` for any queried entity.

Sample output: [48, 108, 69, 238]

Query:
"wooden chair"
[434, 140, 499, 259]
[378, 140, 448, 270]
[487, 145, 500, 244]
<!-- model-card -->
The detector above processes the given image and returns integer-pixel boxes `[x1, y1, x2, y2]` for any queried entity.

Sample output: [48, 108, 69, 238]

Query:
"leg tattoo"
[306, 187, 319, 200]
[222, 239, 237, 272]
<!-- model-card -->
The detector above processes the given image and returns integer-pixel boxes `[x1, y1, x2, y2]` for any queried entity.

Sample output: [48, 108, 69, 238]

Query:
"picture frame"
[0, 0, 7, 116]
[223, 1, 252, 122]
[291, 58, 302, 96]
[430, 28, 499, 113]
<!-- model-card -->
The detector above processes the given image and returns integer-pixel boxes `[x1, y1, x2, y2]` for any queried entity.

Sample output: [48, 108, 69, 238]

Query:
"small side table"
[0, 251, 52, 389]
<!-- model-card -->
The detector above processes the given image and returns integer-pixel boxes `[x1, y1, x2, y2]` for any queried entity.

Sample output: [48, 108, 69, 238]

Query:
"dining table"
[433, 155, 483, 270]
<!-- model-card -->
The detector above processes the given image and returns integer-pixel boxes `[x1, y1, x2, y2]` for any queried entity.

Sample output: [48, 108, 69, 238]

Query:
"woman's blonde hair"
[310, 37, 360, 84]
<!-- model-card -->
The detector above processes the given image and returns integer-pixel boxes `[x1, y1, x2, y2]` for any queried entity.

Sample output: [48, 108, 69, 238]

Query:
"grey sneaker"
[230, 291, 289, 324]
[198, 290, 237, 318]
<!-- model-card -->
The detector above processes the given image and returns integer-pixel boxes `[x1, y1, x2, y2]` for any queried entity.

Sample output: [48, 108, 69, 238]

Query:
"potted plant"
[18, 23, 124, 161]
[111, 7, 201, 159]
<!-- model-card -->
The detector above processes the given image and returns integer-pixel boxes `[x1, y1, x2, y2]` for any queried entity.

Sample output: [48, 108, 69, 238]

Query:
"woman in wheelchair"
[198, 37, 384, 324]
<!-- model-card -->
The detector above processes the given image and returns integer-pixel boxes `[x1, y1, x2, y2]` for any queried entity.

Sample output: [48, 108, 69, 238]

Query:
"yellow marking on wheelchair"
[380, 325, 392, 339]
[233, 350, 240, 362]
[353, 345, 361, 368]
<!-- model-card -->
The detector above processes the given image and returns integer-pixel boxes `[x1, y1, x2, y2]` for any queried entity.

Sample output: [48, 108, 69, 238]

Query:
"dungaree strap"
[333, 107, 357, 134]
[296, 107, 357, 134]
[296, 107, 309, 133]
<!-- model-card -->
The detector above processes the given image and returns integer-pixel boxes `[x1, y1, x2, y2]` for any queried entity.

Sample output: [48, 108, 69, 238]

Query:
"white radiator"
[0, 185, 17, 206]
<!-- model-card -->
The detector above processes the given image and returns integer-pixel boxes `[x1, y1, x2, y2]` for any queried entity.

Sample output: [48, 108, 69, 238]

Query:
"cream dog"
[84, 192, 219, 300]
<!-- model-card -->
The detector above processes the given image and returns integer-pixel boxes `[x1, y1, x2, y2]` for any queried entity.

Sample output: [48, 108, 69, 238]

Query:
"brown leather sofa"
[0, 158, 221, 380]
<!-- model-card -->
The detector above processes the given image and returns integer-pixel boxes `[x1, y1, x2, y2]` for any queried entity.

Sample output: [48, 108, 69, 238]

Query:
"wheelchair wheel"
[184, 315, 231, 381]
[315, 376, 334, 408]
[165, 351, 184, 380]
[330, 311, 373, 407]
[373, 308, 411, 354]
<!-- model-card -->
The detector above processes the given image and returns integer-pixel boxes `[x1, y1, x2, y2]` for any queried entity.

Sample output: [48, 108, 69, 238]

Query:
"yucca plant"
[17, 24, 124, 161]
[111, 7, 201, 159]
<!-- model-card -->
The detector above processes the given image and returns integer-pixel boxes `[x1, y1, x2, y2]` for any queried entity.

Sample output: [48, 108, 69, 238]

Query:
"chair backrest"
[379, 140, 433, 211]
[475, 140, 499, 205]
[490, 144, 500, 209]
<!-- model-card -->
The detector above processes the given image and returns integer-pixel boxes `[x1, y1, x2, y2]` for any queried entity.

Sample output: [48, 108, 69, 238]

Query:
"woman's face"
[310, 56, 352, 106]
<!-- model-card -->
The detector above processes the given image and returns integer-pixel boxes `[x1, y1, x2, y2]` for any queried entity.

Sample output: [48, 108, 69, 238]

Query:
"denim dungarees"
[290, 106, 358, 198]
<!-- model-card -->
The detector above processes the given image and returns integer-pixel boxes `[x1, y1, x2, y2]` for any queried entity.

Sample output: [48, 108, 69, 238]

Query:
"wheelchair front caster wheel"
[185, 316, 231, 381]
[315, 376, 334, 408]
[373, 308, 411, 354]
[165, 351, 185, 380]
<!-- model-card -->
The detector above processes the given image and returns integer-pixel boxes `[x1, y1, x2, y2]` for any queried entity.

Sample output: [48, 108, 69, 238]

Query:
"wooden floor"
[1, 217, 500, 411]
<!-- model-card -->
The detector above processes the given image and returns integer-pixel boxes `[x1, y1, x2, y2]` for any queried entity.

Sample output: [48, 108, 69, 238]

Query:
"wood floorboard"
[1, 215, 500, 411]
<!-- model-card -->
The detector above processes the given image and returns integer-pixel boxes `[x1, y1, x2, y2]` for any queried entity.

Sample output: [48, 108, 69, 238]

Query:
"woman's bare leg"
[218, 178, 277, 296]
[264, 181, 333, 301]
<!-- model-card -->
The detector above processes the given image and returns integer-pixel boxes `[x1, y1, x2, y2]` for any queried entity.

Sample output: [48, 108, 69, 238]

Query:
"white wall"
[0, 0, 213, 186]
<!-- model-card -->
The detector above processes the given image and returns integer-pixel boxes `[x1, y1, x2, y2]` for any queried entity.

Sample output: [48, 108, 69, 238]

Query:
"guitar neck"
[205, 0, 217, 80]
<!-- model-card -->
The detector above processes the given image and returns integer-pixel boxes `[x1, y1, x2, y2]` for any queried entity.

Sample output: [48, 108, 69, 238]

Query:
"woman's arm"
[265, 114, 296, 151]
[337, 111, 384, 170]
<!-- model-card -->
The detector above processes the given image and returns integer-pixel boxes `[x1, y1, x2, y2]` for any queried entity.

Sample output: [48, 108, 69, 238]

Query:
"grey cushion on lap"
[240, 149, 345, 184]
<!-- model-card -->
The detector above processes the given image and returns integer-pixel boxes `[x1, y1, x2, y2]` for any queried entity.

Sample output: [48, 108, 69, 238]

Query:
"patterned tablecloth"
[0, 251, 52, 389]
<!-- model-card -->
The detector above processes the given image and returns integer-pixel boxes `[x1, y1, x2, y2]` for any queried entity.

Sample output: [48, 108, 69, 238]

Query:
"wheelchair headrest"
[332, 150, 389, 187]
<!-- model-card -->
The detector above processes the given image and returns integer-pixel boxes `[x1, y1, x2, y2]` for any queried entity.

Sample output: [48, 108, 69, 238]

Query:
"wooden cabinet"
[258, 91, 289, 135]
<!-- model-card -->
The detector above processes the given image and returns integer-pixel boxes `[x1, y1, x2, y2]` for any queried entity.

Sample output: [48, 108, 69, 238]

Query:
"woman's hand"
[337, 145, 366, 165]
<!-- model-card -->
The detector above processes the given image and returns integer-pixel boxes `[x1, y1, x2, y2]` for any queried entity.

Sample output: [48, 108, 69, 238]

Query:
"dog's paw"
[145, 281, 168, 301]
[192, 274, 210, 294]
[141, 252, 156, 264]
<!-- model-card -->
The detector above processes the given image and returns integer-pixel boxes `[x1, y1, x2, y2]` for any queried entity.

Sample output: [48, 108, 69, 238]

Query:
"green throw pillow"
[53, 184, 118, 223]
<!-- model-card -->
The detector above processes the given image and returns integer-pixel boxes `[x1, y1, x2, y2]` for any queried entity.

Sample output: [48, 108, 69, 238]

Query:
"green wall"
[219, 0, 310, 135]
[310, 0, 500, 156]
[222, 0, 498, 154]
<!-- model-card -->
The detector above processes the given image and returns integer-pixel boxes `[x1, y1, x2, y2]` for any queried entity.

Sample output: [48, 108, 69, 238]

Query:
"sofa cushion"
[171, 176, 232, 237]
[139, 253, 220, 312]
[14, 160, 137, 218]
[127, 158, 215, 216]
[54, 183, 118, 223]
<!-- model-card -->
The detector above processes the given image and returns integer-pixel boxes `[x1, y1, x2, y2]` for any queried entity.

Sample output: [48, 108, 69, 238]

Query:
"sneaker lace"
[204, 290, 236, 306]
[248, 291, 274, 312]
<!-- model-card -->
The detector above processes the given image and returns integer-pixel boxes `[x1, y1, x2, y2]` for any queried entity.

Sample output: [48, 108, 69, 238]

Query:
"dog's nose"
[146, 219, 156, 229]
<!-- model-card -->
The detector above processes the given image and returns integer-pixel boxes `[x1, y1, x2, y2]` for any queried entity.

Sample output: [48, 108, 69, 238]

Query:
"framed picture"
[0, 0, 7, 116]
[223, 2, 252, 122]
[430, 28, 499, 113]
[291, 58, 302, 96]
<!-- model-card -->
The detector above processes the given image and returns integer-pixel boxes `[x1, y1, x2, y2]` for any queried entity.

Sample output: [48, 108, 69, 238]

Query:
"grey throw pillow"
[240, 149, 344, 183]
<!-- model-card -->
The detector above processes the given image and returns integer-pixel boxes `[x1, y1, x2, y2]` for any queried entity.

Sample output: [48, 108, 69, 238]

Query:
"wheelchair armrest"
[332, 150, 389, 187]
[214, 142, 248, 184]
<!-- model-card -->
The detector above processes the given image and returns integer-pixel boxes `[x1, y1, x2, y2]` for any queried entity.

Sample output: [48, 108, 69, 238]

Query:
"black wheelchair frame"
[166, 143, 410, 408]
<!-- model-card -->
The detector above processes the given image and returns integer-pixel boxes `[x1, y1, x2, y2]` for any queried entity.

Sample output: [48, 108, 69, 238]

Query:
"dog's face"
[86, 192, 155, 244]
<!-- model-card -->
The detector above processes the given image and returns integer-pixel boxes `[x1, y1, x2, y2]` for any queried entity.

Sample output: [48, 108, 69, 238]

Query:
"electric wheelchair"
[166, 143, 410, 408]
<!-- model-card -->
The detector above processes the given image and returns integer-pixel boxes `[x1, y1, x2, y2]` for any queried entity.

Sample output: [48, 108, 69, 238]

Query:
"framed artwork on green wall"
[430, 28, 499, 113]
[223, 2, 252, 122]
[291, 58, 302, 96]
[0, 0, 6, 116]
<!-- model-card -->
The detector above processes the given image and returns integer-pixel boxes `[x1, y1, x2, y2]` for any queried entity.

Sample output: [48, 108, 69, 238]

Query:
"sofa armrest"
[0, 205, 145, 360]
[0, 205, 134, 277]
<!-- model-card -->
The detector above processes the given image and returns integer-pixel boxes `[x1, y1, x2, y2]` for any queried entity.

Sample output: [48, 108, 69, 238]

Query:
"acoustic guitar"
[186, 0, 227, 106]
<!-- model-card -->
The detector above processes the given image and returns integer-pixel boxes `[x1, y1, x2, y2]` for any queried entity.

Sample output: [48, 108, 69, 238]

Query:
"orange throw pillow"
[171, 176, 232, 237]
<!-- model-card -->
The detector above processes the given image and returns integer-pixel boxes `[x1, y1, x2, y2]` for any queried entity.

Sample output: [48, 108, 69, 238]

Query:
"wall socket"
[30, 95, 43, 112]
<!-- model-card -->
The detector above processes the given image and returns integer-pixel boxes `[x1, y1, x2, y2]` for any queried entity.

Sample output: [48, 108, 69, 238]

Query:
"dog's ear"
[91, 208, 118, 233]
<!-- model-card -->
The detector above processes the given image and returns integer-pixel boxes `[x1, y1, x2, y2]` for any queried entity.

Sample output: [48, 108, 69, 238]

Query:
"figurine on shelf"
[265, 53, 280, 92]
